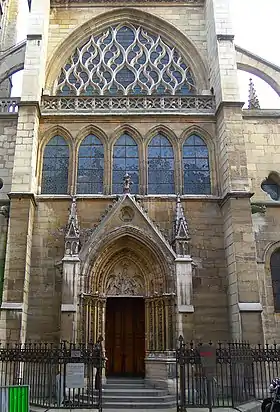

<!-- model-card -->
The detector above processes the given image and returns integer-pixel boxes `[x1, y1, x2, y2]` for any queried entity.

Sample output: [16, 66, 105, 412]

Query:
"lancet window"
[270, 249, 280, 312]
[183, 135, 210, 195]
[41, 136, 69, 194]
[55, 24, 196, 96]
[112, 134, 139, 194]
[77, 134, 104, 194]
[148, 134, 175, 194]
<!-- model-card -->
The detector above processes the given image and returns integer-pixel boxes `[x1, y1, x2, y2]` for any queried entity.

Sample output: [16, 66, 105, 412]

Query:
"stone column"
[61, 198, 80, 342]
[205, 0, 263, 342]
[172, 196, 194, 340]
[0, 2, 50, 343]
[175, 256, 194, 339]
[61, 256, 80, 342]
[0, 194, 36, 343]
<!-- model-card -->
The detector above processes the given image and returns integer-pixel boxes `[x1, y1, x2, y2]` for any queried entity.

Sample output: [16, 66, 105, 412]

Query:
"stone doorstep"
[30, 400, 262, 412]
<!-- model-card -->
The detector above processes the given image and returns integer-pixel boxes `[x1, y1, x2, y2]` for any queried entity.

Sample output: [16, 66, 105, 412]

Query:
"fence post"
[178, 336, 186, 412]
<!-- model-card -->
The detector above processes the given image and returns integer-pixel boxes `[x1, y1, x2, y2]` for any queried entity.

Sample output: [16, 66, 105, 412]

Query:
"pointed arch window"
[148, 134, 175, 194]
[270, 249, 280, 312]
[112, 134, 139, 194]
[77, 134, 104, 194]
[183, 135, 211, 195]
[41, 135, 69, 194]
[56, 24, 196, 96]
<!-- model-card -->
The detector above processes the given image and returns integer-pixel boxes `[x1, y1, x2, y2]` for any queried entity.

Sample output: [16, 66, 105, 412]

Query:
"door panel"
[106, 298, 145, 377]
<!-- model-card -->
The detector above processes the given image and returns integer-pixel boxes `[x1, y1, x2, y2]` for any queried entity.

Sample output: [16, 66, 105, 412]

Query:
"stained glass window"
[77, 134, 104, 194]
[41, 135, 69, 194]
[112, 134, 139, 194]
[148, 134, 175, 194]
[183, 135, 211, 195]
[56, 24, 196, 96]
[270, 249, 280, 312]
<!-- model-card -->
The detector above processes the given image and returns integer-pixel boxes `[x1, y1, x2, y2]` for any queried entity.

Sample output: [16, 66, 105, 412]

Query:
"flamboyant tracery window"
[183, 135, 210, 195]
[55, 24, 196, 96]
[270, 249, 280, 312]
[148, 134, 175, 194]
[77, 134, 104, 194]
[112, 134, 139, 194]
[41, 136, 69, 194]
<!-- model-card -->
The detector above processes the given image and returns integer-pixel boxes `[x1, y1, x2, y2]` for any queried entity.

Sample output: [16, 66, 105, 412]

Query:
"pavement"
[30, 400, 262, 412]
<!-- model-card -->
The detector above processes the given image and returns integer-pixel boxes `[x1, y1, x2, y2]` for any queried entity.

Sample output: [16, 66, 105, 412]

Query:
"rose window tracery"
[55, 24, 196, 96]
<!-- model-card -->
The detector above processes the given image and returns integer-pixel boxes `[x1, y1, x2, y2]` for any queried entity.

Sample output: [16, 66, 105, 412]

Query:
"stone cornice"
[51, 0, 203, 4]
[8, 192, 38, 208]
[219, 191, 254, 208]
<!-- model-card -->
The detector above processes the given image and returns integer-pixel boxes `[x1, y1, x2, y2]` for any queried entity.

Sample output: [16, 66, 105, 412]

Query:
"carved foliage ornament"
[56, 24, 196, 96]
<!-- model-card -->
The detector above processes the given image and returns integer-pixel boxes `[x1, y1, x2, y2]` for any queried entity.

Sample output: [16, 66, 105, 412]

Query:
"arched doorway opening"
[79, 234, 175, 378]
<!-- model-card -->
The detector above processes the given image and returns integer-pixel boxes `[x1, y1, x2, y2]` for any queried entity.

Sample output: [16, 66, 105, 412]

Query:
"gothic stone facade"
[0, 0, 279, 381]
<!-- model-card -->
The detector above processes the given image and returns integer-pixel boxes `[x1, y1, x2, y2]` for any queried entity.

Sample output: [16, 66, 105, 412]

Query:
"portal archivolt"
[88, 236, 169, 297]
[79, 234, 176, 350]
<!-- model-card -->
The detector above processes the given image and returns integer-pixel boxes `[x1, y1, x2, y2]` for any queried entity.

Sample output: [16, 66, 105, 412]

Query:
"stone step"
[98, 378, 176, 409]
[102, 395, 176, 404]
[102, 388, 169, 396]
[101, 401, 176, 409]
[105, 382, 147, 389]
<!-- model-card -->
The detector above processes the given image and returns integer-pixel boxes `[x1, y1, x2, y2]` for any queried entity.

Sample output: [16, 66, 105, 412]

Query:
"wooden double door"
[105, 297, 145, 377]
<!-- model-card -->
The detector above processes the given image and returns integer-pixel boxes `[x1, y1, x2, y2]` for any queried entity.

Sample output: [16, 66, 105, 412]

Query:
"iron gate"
[0, 341, 104, 410]
[176, 337, 255, 411]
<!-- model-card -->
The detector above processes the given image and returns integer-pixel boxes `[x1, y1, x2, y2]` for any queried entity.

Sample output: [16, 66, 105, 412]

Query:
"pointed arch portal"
[79, 230, 175, 377]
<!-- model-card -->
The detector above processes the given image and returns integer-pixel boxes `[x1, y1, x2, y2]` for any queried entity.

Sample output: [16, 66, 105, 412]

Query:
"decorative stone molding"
[51, 0, 203, 4]
[0, 98, 19, 114]
[0, 205, 9, 218]
[64, 197, 80, 257]
[41, 95, 215, 115]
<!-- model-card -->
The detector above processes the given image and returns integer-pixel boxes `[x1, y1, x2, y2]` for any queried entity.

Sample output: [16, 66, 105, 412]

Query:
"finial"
[123, 173, 133, 194]
[64, 197, 80, 256]
[172, 195, 191, 256]
[175, 194, 190, 240]
[248, 78, 260, 109]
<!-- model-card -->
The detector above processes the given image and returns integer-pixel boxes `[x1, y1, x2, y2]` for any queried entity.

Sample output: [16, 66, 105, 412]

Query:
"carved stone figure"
[105, 261, 144, 296]
[123, 173, 133, 194]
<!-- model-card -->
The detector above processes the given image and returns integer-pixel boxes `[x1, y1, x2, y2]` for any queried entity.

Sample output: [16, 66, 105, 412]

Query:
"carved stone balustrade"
[0, 98, 19, 114]
[41, 95, 215, 115]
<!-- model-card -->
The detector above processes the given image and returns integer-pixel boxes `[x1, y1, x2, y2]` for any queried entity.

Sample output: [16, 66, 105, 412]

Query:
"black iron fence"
[176, 337, 280, 411]
[0, 341, 104, 410]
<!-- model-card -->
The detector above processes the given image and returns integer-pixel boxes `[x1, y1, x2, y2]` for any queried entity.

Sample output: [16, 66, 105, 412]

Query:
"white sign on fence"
[66, 363, 85, 389]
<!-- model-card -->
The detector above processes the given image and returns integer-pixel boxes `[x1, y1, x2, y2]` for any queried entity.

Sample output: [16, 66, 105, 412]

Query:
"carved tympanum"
[105, 261, 144, 296]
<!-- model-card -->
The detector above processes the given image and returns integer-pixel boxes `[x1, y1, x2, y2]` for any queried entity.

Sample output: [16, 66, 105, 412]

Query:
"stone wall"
[26, 196, 229, 342]
[243, 112, 280, 202]
[0, 118, 17, 199]
[252, 207, 280, 343]
[47, 4, 207, 63]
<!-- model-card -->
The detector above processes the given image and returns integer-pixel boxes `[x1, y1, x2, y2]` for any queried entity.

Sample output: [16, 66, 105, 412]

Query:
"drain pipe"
[0, 204, 9, 304]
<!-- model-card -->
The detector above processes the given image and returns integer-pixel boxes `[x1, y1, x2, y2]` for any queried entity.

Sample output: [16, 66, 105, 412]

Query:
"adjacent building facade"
[0, 0, 279, 380]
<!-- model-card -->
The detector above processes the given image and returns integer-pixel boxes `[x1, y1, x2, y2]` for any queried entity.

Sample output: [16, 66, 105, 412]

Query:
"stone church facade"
[0, 0, 279, 380]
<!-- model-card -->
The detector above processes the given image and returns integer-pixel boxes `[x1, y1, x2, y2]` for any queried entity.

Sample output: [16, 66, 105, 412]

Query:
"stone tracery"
[55, 24, 196, 96]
